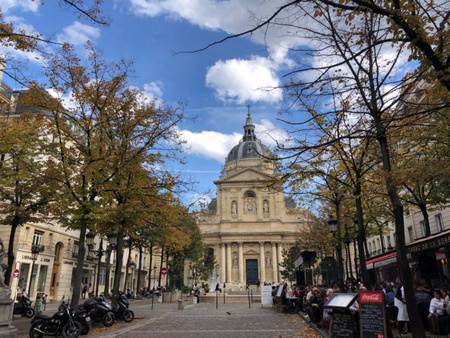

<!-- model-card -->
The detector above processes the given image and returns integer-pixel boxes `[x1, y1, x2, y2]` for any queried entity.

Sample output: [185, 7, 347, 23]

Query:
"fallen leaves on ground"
[89, 319, 140, 334]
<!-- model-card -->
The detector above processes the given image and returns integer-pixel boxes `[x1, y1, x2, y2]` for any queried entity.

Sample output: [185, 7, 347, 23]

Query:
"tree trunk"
[355, 195, 370, 288]
[137, 244, 143, 294]
[147, 245, 153, 290]
[376, 129, 425, 337]
[71, 212, 88, 308]
[418, 203, 431, 236]
[5, 215, 20, 287]
[158, 246, 164, 288]
[104, 249, 111, 297]
[112, 228, 125, 297]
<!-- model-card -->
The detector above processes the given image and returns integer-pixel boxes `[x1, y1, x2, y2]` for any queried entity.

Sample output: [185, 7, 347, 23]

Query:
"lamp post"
[27, 245, 41, 296]
[328, 215, 345, 292]
[86, 229, 118, 298]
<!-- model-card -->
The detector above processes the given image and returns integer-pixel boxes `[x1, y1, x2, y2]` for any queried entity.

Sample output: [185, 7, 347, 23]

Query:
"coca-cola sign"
[360, 292, 383, 303]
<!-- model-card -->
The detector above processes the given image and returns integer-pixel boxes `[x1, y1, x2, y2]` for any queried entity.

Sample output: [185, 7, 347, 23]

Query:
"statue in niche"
[266, 255, 271, 267]
[231, 201, 237, 215]
[233, 255, 238, 267]
[263, 200, 269, 214]
[0, 238, 10, 292]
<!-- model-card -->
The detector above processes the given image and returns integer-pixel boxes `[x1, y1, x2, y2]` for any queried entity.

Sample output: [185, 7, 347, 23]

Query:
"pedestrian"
[88, 283, 93, 298]
[81, 283, 88, 299]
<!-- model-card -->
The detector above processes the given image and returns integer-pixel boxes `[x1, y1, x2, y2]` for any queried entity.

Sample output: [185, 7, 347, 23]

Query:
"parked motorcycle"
[13, 292, 35, 318]
[84, 294, 115, 327]
[72, 305, 92, 335]
[112, 291, 134, 322]
[29, 298, 82, 338]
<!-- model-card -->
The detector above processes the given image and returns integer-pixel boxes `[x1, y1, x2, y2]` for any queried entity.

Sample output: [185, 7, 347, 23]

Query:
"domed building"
[197, 110, 308, 290]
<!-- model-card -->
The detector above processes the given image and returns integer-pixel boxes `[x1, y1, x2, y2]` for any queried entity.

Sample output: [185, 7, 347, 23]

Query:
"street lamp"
[28, 245, 41, 296]
[86, 229, 118, 297]
[327, 215, 345, 292]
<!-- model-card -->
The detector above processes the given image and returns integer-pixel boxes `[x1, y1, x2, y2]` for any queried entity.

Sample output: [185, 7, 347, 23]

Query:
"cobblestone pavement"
[13, 299, 321, 338]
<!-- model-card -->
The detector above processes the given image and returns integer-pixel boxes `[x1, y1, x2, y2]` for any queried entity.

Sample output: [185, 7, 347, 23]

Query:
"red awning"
[361, 251, 397, 269]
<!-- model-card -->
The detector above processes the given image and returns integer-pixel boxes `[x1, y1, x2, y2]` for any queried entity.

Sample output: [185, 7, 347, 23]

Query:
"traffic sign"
[13, 269, 19, 278]
[161, 267, 168, 275]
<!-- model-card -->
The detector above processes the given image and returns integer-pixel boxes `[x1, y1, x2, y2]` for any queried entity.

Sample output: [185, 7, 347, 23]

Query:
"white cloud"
[178, 117, 289, 162]
[56, 22, 101, 46]
[2, 0, 39, 13]
[123, 0, 296, 66]
[179, 129, 242, 162]
[205, 57, 282, 104]
[143, 81, 164, 100]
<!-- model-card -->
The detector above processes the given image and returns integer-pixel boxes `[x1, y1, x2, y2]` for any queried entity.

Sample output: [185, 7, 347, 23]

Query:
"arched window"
[244, 191, 256, 198]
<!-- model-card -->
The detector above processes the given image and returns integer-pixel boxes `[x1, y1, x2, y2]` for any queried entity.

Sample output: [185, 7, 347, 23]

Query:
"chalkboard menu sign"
[332, 310, 354, 338]
[359, 291, 387, 338]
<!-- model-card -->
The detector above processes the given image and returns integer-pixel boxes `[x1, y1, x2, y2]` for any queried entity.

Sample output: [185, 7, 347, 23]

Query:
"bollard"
[178, 299, 184, 310]
[193, 296, 197, 304]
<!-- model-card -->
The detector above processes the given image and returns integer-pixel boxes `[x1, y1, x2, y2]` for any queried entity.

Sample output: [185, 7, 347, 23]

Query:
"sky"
[0, 0, 414, 205]
[1, 0, 302, 204]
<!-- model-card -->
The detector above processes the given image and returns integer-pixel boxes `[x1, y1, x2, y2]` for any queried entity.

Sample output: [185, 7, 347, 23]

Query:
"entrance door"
[246, 259, 258, 285]
[50, 243, 63, 298]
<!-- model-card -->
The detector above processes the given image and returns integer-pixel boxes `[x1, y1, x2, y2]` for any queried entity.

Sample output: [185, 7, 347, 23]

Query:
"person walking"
[81, 283, 88, 299]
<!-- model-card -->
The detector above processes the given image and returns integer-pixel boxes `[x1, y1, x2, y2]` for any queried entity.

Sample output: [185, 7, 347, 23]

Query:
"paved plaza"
[13, 298, 322, 338]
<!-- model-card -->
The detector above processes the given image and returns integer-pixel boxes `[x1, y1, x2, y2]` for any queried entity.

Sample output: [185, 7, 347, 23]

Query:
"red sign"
[360, 291, 383, 303]
[13, 269, 20, 278]
[161, 267, 167, 275]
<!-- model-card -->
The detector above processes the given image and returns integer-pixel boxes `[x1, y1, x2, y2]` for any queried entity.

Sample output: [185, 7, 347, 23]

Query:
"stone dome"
[225, 110, 271, 164]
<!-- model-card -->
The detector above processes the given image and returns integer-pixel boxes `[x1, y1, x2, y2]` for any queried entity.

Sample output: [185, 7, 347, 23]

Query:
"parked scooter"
[29, 298, 82, 338]
[112, 291, 134, 322]
[126, 288, 135, 300]
[192, 289, 200, 303]
[13, 291, 35, 318]
[84, 294, 115, 327]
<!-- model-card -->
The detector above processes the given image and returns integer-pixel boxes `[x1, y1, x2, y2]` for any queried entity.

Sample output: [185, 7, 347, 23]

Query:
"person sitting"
[429, 288, 449, 335]
[292, 286, 299, 297]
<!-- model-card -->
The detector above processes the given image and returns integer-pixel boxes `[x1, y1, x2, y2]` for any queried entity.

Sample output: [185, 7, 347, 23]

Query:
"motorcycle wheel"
[101, 312, 115, 326]
[61, 320, 82, 338]
[29, 322, 44, 338]
[25, 307, 35, 318]
[80, 321, 90, 335]
[123, 309, 134, 322]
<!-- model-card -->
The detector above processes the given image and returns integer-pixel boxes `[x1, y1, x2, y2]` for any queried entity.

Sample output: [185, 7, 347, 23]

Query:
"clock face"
[247, 204, 253, 210]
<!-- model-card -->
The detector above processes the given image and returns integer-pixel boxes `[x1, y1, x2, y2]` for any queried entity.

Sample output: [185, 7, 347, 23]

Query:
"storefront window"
[18, 263, 30, 292]
[37, 265, 48, 292]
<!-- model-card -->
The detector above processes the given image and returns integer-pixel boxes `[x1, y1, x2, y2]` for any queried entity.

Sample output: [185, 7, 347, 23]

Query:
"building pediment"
[215, 168, 274, 184]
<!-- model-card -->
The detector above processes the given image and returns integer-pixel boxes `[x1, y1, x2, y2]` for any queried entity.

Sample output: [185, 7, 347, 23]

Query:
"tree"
[0, 110, 53, 285]
[0, 1, 108, 85]
[27, 43, 185, 306]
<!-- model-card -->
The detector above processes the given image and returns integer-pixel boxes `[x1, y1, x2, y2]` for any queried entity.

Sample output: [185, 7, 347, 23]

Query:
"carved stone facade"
[197, 111, 307, 290]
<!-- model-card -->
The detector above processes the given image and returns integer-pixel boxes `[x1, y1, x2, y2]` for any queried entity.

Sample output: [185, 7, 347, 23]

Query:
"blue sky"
[2, 1, 300, 204]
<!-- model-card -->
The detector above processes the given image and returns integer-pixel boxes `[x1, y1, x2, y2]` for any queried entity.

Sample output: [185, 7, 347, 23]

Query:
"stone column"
[238, 242, 244, 284]
[226, 243, 232, 283]
[220, 243, 226, 283]
[278, 242, 283, 281]
[259, 242, 266, 283]
[272, 242, 278, 283]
